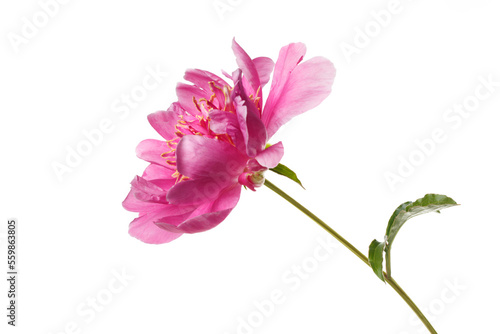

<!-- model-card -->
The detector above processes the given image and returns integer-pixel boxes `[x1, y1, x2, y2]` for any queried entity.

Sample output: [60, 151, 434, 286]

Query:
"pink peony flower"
[123, 39, 336, 244]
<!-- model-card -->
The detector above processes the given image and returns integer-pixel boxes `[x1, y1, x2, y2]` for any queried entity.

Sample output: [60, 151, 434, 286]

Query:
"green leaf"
[385, 194, 458, 248]
[368, 239, 386, 282]
[385, 201, 413, 238]
[269, 163, 304, 188]
[368, 194, 458, 282]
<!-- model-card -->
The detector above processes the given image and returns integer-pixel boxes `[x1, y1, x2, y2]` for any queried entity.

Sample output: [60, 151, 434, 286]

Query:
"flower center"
[160, 82, 239, 182]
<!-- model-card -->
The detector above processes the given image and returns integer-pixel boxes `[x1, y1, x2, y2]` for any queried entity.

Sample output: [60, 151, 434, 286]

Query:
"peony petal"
[209, 110, 238, 134]
[255, 141, 284, 168]
[142, 164, 175, 182]
[252, 56, 274, 88]
[122, 189, 165, 212]
[232, 39, 262, 99]
[209, 110, 246, 153]
[234, 95, 267, 157]
[183, 69, 229, 93]
[141, 164, 177, 190]
[230, 70, 268, 157]
[123, 174, 177, 212]
[265, 42, 307, 107]
[157, 184, 241, 234]
[148, 178, 177, 191]
[166, 178, 224, 205]
[147, 104, 182, 141]
[262, 52, 336, 138]
[155, 208, 231, 234]
[136, 139, 174, 169]
[130, 175, 165, 196]
[184, 69, 230, 110]
[127, 176, 169, 206]
[176, 83, 210, 116]
[128, 209, 184, 244]
[176, 135, 247, 180]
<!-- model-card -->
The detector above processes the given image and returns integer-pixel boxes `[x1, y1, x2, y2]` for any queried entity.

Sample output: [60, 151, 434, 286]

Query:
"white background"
[1, 0, 499, 333]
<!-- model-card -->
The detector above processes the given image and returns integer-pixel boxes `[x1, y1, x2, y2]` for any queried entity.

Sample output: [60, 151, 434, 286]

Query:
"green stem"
[384, 275, 435, 333]
[264, 179, 437, 334]
[386, 246, 392, 278]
